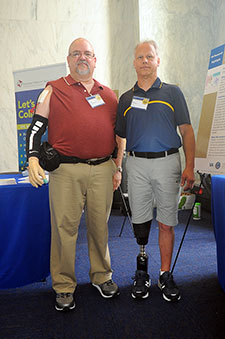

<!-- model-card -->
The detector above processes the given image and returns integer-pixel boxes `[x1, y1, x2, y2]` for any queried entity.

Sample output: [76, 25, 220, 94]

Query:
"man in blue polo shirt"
[115, 40, 195, 301]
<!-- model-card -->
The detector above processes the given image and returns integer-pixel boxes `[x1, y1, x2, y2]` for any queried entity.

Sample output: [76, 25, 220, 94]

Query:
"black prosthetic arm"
[133, 221, 152, 273]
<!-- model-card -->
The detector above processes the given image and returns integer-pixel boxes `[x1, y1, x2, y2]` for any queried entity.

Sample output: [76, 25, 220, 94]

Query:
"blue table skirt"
[211, 175, 225, 293]
[0, 174, 51, 289]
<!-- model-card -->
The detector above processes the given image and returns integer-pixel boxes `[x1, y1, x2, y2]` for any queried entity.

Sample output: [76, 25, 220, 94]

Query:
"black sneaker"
[158, 271, 181, 302]
[131, 270, 151, 299]
[55, 293, 75, 311]
[92, 279, 120, 298]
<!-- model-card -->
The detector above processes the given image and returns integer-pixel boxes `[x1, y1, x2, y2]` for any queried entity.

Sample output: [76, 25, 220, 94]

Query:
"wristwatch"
[117, 166, 123, 173]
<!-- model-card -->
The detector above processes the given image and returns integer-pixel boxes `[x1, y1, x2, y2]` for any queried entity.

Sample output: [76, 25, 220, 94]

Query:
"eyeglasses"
[69, 51, 95, 59]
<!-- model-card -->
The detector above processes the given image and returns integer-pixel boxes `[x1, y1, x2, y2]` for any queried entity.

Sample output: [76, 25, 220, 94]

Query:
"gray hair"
[134, 40, 159, 56]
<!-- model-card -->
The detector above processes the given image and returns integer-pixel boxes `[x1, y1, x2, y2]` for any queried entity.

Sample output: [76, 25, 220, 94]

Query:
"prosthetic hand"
[28, 157, 47, 188]
[133, 221, 152, 273]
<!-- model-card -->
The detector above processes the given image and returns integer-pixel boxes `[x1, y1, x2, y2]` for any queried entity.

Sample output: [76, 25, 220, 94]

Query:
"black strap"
[129, 148, 178, 159]
[60, 154, 111, 166]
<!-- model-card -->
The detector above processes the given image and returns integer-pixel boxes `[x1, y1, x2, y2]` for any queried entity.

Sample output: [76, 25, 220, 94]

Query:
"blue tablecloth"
[0, 173, 51, 289]
[211, 175, 225, 293]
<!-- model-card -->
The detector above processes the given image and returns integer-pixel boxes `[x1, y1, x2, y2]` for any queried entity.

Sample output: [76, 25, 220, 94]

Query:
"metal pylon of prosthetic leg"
[137, 245, 148, 272]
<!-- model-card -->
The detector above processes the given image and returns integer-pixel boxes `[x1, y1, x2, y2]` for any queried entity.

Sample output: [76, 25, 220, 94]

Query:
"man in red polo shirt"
[26, 38, 125, 311]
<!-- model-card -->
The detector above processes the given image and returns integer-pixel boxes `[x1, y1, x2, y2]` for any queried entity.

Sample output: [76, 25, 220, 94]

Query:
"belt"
[60, 154, 111, 165]
[129, 148, 179, 159]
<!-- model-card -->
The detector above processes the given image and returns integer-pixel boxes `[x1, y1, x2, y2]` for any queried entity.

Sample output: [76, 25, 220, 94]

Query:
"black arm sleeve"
[26, 114, 48, 159]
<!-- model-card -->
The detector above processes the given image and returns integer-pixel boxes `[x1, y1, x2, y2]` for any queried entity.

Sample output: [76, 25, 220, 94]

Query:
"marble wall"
[139, 0, 218, 136]
[0, 0, 138, 172]
[0, 0, 224, 172]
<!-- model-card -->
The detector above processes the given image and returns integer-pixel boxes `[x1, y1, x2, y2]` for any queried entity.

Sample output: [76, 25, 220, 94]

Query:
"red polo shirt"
[47, 75, 117, 159]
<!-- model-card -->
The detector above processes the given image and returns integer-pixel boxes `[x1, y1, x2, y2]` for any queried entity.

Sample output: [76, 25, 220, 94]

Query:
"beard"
[75, 60, 90, 75]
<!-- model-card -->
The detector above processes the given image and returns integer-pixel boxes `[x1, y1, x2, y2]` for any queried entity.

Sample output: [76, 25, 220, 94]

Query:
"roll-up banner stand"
[13, 63, 67, 171]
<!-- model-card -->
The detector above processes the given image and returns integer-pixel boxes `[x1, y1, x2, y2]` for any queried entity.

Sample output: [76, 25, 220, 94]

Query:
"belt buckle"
[165, 151, 168, 156]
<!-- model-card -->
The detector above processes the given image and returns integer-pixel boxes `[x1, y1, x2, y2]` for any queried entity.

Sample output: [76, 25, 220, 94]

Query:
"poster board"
[13, 63, 67, 171]
[195, 44, 225, 175]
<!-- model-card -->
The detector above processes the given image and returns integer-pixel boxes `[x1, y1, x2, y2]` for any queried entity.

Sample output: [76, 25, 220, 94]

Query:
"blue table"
[0, 173, 51, 289]
[211, 175, 225, 293]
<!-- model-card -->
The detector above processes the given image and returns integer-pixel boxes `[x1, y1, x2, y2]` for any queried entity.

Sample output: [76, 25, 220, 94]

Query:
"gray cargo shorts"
[126, 152, 181, 226]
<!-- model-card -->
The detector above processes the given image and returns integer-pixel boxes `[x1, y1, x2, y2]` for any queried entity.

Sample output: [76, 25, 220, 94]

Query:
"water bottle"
[193, 202, 201, 220]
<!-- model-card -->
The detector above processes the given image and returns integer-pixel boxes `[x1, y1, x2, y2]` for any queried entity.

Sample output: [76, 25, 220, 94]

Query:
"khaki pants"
[49, 160, 117, 293]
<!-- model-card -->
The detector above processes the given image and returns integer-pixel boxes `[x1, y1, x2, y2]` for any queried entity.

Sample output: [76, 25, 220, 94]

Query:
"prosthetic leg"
[131, 221, 152, 299]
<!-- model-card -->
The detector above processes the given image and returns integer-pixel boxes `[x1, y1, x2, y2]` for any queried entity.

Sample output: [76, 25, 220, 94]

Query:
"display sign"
[195, 43, 225, 175]
[13, 63, 67, 171]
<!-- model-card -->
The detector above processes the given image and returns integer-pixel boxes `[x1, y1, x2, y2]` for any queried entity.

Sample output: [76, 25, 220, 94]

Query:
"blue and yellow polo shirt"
[115, 78, 191, 152]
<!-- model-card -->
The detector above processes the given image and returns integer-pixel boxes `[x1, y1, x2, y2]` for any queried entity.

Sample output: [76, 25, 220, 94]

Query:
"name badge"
[131, 96, 149, 110]
[86, 94, 105, 108]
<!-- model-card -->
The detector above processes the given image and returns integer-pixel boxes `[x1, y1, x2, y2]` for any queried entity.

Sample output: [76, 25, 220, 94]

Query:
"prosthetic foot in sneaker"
[158, 271, 181, 302]
[132, 270, 151, 299]
[92, 279, 120, 298]
[55, 293, 75, 311]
